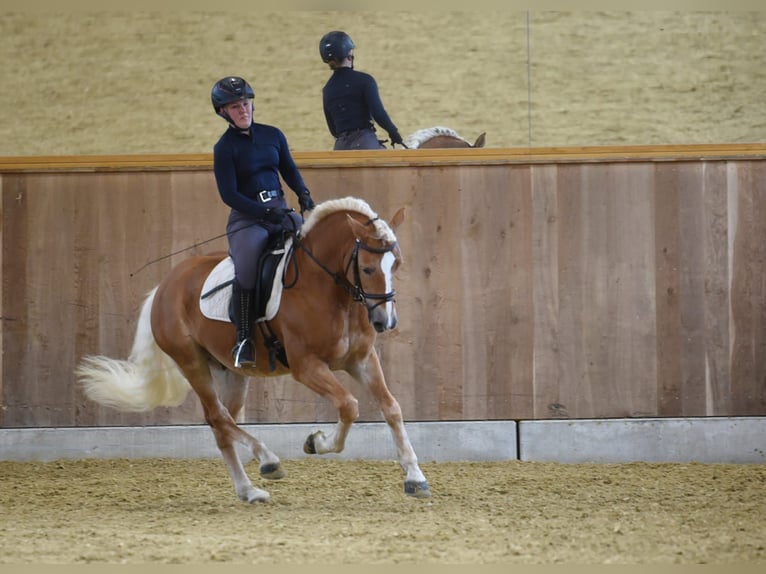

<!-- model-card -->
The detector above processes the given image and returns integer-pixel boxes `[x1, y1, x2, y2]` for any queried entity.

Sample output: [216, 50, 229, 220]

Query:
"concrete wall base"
[1, 417, 763, 464]
[519, 416, 765, 463]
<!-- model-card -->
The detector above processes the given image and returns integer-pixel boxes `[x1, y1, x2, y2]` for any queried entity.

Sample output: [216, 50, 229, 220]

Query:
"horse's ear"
[347, 214, 371, 240]
[473, 133, 486, 148]
[389, 207, 405, 230]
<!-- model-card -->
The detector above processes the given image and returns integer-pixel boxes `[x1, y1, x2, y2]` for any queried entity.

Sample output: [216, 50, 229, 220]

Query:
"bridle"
[291, 218, 398, 317]
[344, 238, 398, 311]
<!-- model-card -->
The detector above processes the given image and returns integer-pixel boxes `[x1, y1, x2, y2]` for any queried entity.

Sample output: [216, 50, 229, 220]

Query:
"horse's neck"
[299, 215, 354, 277]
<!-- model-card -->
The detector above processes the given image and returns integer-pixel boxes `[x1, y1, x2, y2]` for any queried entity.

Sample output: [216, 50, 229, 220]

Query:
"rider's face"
[223, 98, 253, 129]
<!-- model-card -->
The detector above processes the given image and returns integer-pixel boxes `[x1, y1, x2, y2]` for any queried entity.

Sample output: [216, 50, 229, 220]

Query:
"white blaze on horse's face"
[381, 250, 398, 329]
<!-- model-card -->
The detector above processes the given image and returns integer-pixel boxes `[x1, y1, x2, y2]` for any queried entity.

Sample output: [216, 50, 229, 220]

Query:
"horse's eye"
[362, 266, 375, 275]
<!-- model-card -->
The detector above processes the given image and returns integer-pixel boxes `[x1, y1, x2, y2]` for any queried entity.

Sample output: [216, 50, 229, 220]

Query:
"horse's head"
[300, 197, 405, 333]
[345, 207, 404, 332]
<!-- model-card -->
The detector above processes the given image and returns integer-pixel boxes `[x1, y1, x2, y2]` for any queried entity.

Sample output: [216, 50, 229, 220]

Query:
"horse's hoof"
[404, 480, 431, 498]
[303, 432, 317, 454]
[259, 462, 286, 480]
[240, 487, 270, 504]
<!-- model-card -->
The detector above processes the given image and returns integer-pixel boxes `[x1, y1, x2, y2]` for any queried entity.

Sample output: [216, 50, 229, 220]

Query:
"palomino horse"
[76, 196, 430, 503]
[404, 126, 486, 149]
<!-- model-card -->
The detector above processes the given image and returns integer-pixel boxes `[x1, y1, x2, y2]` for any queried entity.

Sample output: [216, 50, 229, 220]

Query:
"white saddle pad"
[199, 238, 293, 323]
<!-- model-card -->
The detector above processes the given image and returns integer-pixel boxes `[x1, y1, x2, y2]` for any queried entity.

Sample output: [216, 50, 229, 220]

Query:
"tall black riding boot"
[231, 281, 256, 368]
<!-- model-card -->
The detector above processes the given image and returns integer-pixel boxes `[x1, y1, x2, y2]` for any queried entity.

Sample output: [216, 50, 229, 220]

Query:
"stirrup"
[232, 339, 255, 368]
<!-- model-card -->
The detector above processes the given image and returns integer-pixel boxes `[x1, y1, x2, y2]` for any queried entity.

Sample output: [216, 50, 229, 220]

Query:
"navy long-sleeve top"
[213, 122, 308, 218]
[322, 67, 400, 140]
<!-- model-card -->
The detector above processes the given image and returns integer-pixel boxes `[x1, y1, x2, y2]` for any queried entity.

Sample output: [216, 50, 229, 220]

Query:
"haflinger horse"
[404, 126, 486, 149]
[75, 196, 430, 503]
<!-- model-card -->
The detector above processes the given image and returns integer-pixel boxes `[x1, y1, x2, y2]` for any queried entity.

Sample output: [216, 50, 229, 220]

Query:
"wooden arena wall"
[1, 145, 765, 428]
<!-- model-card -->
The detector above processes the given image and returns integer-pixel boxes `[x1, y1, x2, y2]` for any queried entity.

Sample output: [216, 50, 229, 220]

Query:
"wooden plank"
[556, 164, 593, 418]
[553, 163, 659, 418]
[407, 167, 464, 420]
[653, 164, 683, 416]
[0, 154, 213, 172]
[490, 165, 534, 419]
[603, 164, 658, 417]
[458, 165, 534, 419]
[3, 175, 80, 425]
[560, 165, 654, 418]
[458, 168, 493, 419]
[0, 176, 2, 426]
[746, 162, 766, 415]
[701, 162, 731, 415]
[530, 165, 562, 419]
[729, 162, 766, 415]
[1, 177, 28, 427]
[2, 143, 766, 173]
[676, 163, 711, 416]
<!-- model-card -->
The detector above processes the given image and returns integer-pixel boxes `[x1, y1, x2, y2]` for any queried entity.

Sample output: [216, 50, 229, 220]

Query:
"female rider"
[211, 76, 315, 368]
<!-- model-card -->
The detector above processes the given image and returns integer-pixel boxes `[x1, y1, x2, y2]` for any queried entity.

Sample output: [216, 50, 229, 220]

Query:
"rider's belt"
[337, 127, 372, 138]
[258, 189, 282, 202]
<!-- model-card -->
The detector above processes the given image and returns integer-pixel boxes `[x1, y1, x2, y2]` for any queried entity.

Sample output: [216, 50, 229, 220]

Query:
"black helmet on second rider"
[319, 31, 355, 64]
[211, 76, 255, 121]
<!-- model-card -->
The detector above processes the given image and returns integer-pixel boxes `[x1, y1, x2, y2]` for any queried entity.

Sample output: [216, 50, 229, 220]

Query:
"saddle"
[200, 233, 294, 370]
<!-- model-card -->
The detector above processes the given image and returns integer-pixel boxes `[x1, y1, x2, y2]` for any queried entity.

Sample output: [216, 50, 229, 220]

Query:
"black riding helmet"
[319, 31, 355, 63]
[211, 76, 254, 119]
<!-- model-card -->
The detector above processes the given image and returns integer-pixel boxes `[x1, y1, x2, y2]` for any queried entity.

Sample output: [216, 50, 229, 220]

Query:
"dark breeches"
[334, 128, 385, 150]
[226, 209, 301, 289]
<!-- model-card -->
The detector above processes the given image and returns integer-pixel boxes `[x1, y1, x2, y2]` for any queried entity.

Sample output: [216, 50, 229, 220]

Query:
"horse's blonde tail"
[76, 287, 191, 412]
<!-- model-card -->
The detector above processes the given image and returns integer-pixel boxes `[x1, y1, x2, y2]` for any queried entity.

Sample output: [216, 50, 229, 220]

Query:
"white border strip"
[1, 418, 763, 464]
[519, 417, 766, 463]
[0, 421, 517, 463]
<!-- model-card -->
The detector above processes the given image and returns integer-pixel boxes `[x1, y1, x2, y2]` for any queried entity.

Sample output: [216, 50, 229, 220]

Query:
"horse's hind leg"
[151, 265, 278, 503]
[349, 351, 430, 498]
[211, 363, 285, 480]
[176, 358, 267, 502]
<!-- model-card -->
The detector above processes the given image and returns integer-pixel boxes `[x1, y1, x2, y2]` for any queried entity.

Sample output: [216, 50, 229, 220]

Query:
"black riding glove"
[298, 191, 315, 214]
[390, 131, 404, 147]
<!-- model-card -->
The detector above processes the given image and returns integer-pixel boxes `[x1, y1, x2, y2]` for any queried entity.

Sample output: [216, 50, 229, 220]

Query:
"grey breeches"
[334, 128, 385, 150]
[226, 209, 301, 290]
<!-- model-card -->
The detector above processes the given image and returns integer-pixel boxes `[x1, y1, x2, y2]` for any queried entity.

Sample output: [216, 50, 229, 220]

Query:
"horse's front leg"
[349, 350, 430, 498]
[290, 357, 359, 455]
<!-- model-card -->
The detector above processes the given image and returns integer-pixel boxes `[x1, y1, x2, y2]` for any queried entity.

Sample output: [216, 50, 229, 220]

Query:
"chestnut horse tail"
[76, 287, 191, 412]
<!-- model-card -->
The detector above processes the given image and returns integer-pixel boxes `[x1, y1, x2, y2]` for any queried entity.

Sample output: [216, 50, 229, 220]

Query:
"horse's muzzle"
[369, 302, 397, 333]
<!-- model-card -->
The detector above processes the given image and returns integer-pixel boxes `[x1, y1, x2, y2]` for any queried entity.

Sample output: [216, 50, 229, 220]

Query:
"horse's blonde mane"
[404, 126, 470, 149]
[300, 196, 396, 244]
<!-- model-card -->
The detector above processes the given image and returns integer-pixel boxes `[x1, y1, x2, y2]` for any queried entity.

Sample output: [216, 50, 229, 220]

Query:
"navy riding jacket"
[213, 122, 308, 218]
[322, 67, 400, 141]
